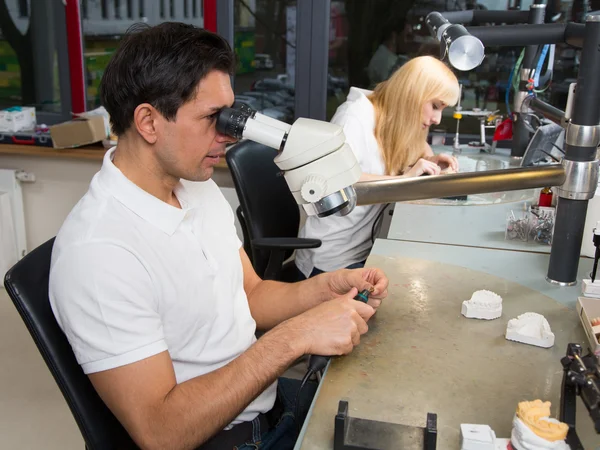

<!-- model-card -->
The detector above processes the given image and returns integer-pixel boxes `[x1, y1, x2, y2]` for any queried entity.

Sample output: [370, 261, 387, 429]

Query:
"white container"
[576, 296, 600, 355]
[0, 106, 36, 132]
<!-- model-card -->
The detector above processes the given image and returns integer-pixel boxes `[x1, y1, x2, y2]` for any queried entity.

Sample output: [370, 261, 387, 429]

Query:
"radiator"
[0, 169, 33, 280]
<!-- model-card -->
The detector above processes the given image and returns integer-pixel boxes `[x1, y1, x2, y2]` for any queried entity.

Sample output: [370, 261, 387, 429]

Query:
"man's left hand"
[426, 153, 459, 172]
[326, 267, 389, 313]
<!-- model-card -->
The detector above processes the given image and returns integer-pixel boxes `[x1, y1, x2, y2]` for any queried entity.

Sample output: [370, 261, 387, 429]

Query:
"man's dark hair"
[100, 22, 235, 136]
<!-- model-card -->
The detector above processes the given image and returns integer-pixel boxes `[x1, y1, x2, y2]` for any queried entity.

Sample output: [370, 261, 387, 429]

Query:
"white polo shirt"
[49, 147, 276, 428]
[296, 88, 386, 277]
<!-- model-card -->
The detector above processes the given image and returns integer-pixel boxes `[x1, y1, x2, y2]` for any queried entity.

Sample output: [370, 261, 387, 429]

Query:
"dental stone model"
[505, 312, 555, 348]
[461, 290, 502, 320]
[510, 400, 569, 450]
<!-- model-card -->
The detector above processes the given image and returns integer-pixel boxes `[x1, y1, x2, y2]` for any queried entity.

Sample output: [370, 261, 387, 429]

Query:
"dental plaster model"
[505, 312, 555, 348]
[582, 279, 600, 298]
[460, 424, 510, 450]
[461, 290, 503, 320]
[510, 400, 569, 450]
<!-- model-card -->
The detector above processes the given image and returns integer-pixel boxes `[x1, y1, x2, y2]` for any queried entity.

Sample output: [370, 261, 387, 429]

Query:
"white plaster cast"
[461, 290, 503, 320]
[581, 279, 600, 298]
[505, 313, 555, 348]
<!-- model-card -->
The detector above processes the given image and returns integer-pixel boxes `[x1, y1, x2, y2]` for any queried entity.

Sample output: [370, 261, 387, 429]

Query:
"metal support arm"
[354, 165, 565, 206]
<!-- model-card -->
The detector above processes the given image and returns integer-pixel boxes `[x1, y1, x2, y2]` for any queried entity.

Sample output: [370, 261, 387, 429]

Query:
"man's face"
[156, 70, 236, 182]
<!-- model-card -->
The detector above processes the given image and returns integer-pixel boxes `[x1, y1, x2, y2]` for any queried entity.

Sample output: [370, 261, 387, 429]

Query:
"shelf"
[0, 143, 229, 169]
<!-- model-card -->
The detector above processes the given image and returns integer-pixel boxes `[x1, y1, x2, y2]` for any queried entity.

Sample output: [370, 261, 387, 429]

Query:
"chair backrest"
[3, 238, 138, 450]
[226, 140, 301, 276]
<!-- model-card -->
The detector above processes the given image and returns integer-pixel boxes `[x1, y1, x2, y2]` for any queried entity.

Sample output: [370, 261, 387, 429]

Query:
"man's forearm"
[139, 326, 303, 450]
[247, 274, 333, 330]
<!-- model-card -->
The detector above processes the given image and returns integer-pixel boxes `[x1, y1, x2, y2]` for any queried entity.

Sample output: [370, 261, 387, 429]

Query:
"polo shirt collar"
[347, 87, 376, 131]
[98, 147, 189, 235]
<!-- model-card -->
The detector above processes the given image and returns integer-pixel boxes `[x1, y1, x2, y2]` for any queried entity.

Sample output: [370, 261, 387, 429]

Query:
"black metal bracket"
[334, 400, 437, 450]
[559, 343, 600, 449]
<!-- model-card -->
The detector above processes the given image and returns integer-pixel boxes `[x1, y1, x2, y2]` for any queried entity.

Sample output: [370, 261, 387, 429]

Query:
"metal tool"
[591, 223, 600, 282]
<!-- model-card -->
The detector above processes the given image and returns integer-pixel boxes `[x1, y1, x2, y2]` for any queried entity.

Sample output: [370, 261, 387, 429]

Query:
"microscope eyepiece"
[216, 106, 251, 140]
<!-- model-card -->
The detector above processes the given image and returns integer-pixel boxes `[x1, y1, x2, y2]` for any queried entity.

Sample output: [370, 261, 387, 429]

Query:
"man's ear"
[133, 103, 159, 144]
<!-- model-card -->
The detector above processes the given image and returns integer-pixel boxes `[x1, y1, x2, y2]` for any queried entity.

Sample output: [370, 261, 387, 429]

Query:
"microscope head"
[216, 106, 361, 218]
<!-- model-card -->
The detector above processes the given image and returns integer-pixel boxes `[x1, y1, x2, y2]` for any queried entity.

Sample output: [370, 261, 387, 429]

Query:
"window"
[233, 0, 296, 124]
[326, 0, 581, 138]
[0, 0, 71, 124]
[82, 0, 204, 110]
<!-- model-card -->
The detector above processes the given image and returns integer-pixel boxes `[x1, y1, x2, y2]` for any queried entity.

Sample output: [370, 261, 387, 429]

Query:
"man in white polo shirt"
[49, 23, 389, 450]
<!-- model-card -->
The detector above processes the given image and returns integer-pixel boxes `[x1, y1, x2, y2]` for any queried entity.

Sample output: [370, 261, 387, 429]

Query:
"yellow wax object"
[515, 400, 568, 442]
[453, 112, 463, 119]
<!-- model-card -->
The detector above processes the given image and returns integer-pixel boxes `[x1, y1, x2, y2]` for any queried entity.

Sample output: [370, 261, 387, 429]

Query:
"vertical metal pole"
[511, 2, 545, 157]
[547, 14, 600, 285]
[216, 0, 233, 47]
[295, 0, 330, 120]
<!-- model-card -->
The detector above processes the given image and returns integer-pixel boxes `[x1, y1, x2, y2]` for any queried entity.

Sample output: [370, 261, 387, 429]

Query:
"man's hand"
[324, 267, 389, 313]
[426, 153, 459, 172]
[281, 288, 375, 357]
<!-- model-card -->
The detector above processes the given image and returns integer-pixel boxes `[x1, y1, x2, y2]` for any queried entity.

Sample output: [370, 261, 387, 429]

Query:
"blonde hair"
[369, 56, 460, 175]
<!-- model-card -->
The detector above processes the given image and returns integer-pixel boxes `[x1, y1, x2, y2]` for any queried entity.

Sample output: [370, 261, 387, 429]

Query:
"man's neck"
[112, 137, 181, 208]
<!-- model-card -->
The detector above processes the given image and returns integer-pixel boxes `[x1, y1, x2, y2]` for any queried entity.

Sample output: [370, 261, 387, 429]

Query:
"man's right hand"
[405, 158, 441, 177]
[281, 288, 375, 357]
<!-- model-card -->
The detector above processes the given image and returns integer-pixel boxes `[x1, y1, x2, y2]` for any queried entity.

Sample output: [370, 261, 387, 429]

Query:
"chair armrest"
[252, 237, 321, 250]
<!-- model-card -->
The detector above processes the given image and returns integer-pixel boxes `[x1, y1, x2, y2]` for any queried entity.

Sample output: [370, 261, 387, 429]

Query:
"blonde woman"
[295, 56, 460, 279]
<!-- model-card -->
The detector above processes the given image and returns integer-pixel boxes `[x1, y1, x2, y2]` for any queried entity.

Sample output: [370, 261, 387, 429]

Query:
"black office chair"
[226, 140, 321, 281]
[3, 238, 138, 450]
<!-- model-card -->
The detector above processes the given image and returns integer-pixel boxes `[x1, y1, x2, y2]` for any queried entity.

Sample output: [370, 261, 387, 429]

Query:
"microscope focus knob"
[301, 175, 327, 203]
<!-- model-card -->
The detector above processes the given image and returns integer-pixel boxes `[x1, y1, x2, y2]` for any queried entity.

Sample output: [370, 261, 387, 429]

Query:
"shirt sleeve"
[49, 241, 168, 374]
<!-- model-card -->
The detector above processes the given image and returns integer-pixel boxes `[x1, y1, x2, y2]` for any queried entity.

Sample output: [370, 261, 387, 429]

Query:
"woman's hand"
[426, 153, 459, 172]
[404, 158, 441, 177]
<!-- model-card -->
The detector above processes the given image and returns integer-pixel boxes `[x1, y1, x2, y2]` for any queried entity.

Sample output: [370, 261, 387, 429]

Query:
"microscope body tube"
[547, 15, 600, 285]
[251, 112, 292, 133]
[242, 118, 287, 151]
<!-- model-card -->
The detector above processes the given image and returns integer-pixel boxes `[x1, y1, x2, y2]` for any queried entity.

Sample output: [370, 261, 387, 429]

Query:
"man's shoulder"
[53, 184, 138, 261]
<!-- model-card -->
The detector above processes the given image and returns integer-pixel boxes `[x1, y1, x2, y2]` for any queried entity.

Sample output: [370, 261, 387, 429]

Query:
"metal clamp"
[558, 159, 599, 200]
[565, 124, 600, 147]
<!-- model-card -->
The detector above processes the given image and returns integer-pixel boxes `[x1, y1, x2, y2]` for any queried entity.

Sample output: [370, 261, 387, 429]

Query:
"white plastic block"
[460, 424, 496, 450]
[505, 312, 555, 348]
[461, 290, 503, 320]
[581, 279, 600, 298]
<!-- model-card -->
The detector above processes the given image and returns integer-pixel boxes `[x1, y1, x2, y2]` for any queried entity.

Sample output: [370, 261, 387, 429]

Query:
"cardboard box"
[50, 115, 108, 148]
[576, 296, 600, 355]
[0, 106, 36, 133]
